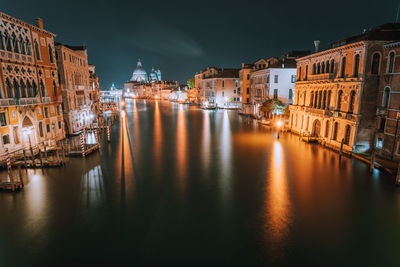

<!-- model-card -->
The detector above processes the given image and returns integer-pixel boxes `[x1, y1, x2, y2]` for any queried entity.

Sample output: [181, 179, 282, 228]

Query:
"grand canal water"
[1, 99, 400, 266]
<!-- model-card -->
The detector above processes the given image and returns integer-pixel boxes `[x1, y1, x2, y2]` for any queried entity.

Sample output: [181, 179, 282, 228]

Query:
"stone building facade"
[289, 23, 400, 153]
[55, 43, 95, 135]
[0, 12, 65, 154]
[238, 63, 252, 114]
[375, 41, 400, 160]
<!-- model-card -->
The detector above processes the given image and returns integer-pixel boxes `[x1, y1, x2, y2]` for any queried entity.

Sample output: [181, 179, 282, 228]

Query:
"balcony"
[376, 106, 388, 116]
[0, 98, 40, 107]
[42, 97, 51, 104]
[308, 73, 335, 81]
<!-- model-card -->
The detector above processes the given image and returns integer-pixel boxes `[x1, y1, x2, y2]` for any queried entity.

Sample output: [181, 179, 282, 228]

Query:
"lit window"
[376, 137, 383, 149]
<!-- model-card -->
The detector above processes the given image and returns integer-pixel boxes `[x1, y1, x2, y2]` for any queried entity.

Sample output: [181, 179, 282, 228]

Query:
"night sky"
[2, 0, 399, 88]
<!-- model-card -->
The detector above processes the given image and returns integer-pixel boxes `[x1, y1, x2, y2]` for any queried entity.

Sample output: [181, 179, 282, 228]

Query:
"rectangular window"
[44, 107, 49, 118]
[246, 88, 249, 94]
[0, 112, 7, 126]
[13, 126, 19, 144]
[234, 90, 236, 94]
[291, 75, 296, 83]
[56, 106, 60, 116]
[222, 80, 225, 88]
[39, 122, 44, 137]
[247, 74, 250, 80]
[46, 124, 50, 133]
[379, 118, 386, 132]
[63, 52, 66, 61]
[274, 75, 278, 83]
[58, 121, 62, 129]
[376, 137, 383, 149]
[2, 134, 10, 145]
[247, 97, 249, 103]
[274, 89, 278, 99]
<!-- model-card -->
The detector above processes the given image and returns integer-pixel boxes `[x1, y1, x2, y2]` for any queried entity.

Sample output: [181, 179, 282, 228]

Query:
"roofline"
[0, 11, 56, 37]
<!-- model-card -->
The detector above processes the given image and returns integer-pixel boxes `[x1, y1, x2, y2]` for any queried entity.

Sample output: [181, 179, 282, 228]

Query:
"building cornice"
[0, 11, 56, 37]
[296, 41, 366, 62]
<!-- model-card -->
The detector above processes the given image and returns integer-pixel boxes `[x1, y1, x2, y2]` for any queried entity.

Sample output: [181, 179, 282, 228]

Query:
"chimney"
[36, 18, 44, 29]
[314, 40, 320, 53]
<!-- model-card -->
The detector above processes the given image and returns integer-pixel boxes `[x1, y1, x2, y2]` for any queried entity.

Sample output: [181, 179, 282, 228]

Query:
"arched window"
[26, 39, 32, 56]
[322, 91, 327, 109]
[6, 78, 12, 98]
[310, 91, 314, 107]
[383, 87, 391, 108]
[341, 57, 346, 77]
[325, 121, 330, 138]
[330, 59, 335, 73]
[32, 81, 38, 96]
[48, 44, 54, 63]
[312, 64, 316, 75]
[317, 63, 321, 74]
[20, 37, 26, 54]
[303, 91, 307, 106]
[40, 79, 46, 97]
[297, 66, 301, 81]
[318, 91, 322, 109]
[321, 62, 325, 73]
[20, 79, 26, 98]
[0, 33, 4, 50]
[333, 122, 339, 141]
[354, 54, 360, 77]
[34, 40, 40, 60]
[326, 61, 330, 74]
[53, 80, 57, 97]
[5, 32, 12, 52]
[314, 91, 318, 108]
[26, 80, 32, 97]
[327, 90, 332, 109]
[13, 79, 20, 99]
[349, 90, 356, 112]
[344, 125, 351, 145]
[337, 90, 343, 110]
[371, 53, 380, 74]
[305, 65, 308, 80]
[388, 51, 395, 73]
[12, 33, 19, 53]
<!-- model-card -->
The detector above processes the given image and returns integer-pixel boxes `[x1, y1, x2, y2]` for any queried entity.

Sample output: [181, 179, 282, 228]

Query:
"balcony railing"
[0, 98, 40, 107]
[376, 106, 388, 116]
[308, 73, 335, 81]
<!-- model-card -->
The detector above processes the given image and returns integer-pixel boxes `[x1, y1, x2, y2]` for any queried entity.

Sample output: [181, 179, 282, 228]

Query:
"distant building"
[238, 63, 252, 114]
[0, 12, 65, 154]
[375, 41, 400, 160]
[200, 68, 240, 108]
[289, 23, 400, 153]
[55, 43, 96, 134]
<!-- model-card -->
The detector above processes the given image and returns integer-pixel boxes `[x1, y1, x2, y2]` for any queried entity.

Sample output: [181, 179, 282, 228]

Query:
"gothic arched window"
[333, 122, 339, 141]
[32, 81, 38, 96]
[388, 51, 395, 73]
[40, 79, 46, 97]
[0, 33, 4, 50]
[34, 40, 41, 60]
[26, 80, 33, 97]
[20, 79, 26, 98]
[5, 32, 12, 52]
[371, 53, 380, 74]
[330, 59, 335, 73]
[354, 54, 360, 77]
[53, 80, 57, 97]
[383, 87, 391, 108]
[26, 38, 32, 56]
[349, 90, 356, 113]
[337, 90, 343, 110]
[325, 121, 330, 138]
[48, 44, 54, 63]
[6, 78, 13, 98]
[20, 37, 26, 54]
[12, 33, 19, 53]
[341, 57, 346, 78]
[13, 79, 20, 99]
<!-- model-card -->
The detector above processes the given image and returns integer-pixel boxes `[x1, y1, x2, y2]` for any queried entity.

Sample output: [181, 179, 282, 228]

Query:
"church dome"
[130, 59, 148, 82]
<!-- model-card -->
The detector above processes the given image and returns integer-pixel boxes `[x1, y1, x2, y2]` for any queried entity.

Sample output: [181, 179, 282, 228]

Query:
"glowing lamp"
[120, 100, 126, 108]
[276, 120, 282, 128]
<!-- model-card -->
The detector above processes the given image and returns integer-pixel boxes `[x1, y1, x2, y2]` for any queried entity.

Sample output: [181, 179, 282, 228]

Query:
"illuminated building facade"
[0, 12, 65, 154]
[289, 23, 400, 153]
[55, 43, 96, 134]
[238, 63, 252, 114]
[199, 68, 240, 108]
[375, 41, 400, 160]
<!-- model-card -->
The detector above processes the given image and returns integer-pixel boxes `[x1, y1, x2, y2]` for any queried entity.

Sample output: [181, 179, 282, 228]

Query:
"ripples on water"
[0, 99, 399, 266]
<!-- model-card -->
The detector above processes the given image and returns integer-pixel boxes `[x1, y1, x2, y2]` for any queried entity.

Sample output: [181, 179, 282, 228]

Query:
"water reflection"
[25, 171, 47, 231]
[176, 104, 187, 192]
[80, 165, 105, 208]
[220, 111, 232, 199]
[202, 111, 211, 174]
[264, 141, 291, 259]
[153, 100, 162, 175]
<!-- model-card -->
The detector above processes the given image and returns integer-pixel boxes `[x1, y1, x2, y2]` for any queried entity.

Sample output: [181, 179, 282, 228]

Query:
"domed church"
[130, 59, 162, 83]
